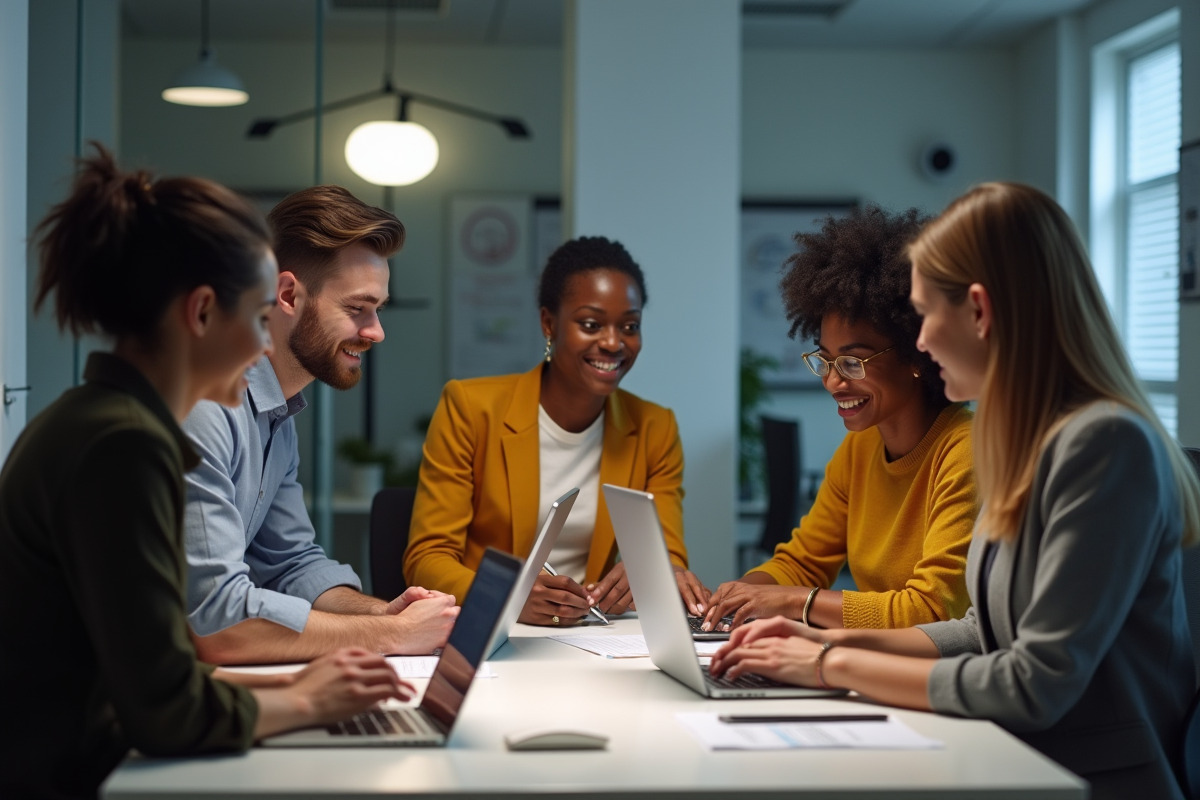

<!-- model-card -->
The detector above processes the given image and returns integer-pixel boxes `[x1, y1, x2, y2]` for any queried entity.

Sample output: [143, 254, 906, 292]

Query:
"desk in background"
[103, 617, 1086, 799]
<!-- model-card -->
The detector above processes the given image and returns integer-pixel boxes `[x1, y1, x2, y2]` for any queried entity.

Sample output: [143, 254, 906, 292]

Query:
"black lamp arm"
[247, 85, 529, 140]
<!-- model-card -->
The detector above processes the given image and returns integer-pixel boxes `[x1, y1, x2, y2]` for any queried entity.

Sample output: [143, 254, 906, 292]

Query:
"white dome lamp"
[345, 96, 439, 186]
[162, 0, 248, 108]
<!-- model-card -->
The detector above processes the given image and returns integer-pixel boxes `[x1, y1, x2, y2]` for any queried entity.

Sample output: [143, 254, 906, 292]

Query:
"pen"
[542, 562, 610, 625]
[718, 714, 889, 724]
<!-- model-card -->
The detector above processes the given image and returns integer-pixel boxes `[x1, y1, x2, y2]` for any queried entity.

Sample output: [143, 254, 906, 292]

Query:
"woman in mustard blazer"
[404, 236, 708, 624]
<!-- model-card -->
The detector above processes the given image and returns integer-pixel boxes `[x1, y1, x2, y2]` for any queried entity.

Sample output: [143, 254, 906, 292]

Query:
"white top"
[538, 405, 603, 582]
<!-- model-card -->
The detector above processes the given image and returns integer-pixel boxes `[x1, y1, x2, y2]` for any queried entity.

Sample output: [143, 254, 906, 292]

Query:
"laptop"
[603, 483, 846, 700]
[483, 487, 579, 659]
[260, 547, 523, 746]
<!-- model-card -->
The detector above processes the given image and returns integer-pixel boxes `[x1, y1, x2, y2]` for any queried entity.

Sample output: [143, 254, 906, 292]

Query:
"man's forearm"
[313, 585, 388, 615]
[193, 612, 405, 665]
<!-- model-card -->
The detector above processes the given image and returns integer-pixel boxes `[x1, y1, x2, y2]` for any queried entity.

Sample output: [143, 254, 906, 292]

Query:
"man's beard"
[288, 300, 368, 391]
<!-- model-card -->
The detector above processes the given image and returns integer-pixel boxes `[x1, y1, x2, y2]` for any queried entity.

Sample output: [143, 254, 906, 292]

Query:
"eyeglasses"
[802, 346, 895, 381]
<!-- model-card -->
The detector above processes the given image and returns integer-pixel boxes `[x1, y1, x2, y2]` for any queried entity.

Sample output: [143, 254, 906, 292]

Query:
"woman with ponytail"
[711, 182, 1199, 799]
[0, 146, 410, 799]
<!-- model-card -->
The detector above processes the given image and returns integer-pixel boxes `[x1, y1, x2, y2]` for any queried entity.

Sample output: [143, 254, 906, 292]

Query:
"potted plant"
[739, 347, 778, 500]
[337, 437, 395, 499]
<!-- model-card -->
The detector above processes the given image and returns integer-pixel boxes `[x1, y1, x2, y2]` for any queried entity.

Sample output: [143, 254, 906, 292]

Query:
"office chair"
[369, 486, 416, 601]
[738, 416, 819, 572]
[1178, 447, 1200, 798]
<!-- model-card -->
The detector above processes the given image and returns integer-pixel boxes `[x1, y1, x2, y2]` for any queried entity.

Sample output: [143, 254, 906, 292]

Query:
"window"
[1091, 13, 1181, 435]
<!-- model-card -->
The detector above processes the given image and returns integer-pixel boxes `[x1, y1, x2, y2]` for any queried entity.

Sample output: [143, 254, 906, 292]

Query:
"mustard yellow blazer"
[403, 364, 688, 602]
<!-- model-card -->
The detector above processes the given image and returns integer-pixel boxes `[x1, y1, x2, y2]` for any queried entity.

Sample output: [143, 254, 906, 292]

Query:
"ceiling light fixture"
[246, 2, 529, 186]
[162, 0, 249, 107]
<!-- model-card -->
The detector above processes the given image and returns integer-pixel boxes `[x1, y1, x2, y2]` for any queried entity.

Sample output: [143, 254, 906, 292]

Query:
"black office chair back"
[369, 486, 416, 601]
[1178, 447, 1200, 798]
[758, 416, 801, 553]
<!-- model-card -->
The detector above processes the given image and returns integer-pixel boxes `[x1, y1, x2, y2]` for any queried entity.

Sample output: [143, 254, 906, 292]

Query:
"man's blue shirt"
[182, 356, 360, 635]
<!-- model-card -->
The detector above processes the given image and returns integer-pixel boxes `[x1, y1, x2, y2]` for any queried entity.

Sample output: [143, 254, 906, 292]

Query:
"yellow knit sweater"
[751, 403, 976, 628]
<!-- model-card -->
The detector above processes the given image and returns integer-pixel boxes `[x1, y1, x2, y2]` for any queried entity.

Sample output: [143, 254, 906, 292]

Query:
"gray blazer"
[919, 402, 1195, 800]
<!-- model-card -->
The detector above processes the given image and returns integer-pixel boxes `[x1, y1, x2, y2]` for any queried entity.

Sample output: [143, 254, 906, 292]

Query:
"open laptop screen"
[419, 548, 521, 732]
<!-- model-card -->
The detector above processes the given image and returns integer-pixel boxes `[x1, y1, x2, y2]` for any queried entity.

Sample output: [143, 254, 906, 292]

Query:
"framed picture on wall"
[740, 199, 857, 387]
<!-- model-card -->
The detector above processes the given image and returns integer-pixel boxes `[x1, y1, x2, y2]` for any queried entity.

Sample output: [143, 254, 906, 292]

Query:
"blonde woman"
[711, 182, 1199, 800]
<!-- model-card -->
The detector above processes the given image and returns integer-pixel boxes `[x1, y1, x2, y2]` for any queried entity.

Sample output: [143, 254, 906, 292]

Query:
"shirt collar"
[245, 355, 307, 422]
[82, 351, 201, 470]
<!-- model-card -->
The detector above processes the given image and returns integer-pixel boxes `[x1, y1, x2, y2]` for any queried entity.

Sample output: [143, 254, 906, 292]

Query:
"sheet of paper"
[548, 634, 722, 658]
[387, 656, 496, 679]
[675, 712, 944, 751]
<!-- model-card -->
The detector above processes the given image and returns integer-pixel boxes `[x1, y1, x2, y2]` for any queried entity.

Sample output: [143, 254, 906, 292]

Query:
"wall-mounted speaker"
[919, 142, 957, 181]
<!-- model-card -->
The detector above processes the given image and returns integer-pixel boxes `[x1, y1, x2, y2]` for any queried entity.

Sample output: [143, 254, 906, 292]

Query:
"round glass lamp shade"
[345, 120, 439, 186]
[162, 53, 249, 107]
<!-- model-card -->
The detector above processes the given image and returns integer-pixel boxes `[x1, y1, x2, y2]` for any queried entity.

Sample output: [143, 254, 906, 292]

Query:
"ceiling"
[121, 0, 1099, 49]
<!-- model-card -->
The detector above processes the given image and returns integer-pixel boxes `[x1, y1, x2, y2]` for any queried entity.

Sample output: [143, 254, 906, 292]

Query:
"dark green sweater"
[0, 353, 257, 799]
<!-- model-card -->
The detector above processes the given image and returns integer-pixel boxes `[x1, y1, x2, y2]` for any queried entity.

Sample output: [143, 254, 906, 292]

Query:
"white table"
[103, 617, 1087, 799]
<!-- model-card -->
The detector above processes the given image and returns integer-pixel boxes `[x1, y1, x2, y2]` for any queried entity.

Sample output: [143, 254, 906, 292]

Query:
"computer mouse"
[503, 727, 609, 751]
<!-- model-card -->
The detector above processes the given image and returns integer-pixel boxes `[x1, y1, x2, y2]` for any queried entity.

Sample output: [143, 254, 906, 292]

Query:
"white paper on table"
[548, 634, 723, 658]
[387, 656, 496, 679]
[675, 712, 944, 751]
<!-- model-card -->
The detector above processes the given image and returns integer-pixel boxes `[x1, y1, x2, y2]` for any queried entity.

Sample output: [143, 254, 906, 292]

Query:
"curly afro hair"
[538, 235, 646, 311]
[779, 204, 948, 408]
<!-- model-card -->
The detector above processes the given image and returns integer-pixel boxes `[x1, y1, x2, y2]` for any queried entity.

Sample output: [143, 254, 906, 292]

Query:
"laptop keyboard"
[687, 615, 732, 633]
[326, 708, 420, 736]
[705, 670, 787, 690]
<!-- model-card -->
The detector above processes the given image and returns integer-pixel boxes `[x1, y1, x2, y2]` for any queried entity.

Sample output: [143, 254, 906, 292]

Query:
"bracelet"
[814, 640, 836, 689]
[801, 587, 820, 626]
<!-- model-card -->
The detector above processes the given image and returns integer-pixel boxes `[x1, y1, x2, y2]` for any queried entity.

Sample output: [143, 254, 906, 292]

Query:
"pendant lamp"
[162, 0, 248, 107]
[246, 1, 528, 187]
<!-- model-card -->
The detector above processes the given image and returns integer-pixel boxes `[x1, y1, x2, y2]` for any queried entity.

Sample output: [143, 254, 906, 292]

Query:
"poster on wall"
[448, 195, 542, 379]
[1182, 140, 1200, 301]
[740, 200, 857, 387]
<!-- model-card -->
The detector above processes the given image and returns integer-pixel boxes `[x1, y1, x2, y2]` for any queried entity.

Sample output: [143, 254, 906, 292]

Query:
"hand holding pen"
[543, 562, 610, 625]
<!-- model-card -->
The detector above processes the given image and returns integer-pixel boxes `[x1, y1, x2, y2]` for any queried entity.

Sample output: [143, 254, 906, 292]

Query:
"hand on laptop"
[519, 572, 593, 625]
[673, 567, 711, 616]
[384, 585, 454, 615]
[708, 617, 820, 686]
[702, 581, 808, 631]
[251, 647, 414, 740]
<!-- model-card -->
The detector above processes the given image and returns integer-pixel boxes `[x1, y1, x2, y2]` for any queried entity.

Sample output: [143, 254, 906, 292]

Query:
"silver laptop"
[484, 487, 579, 659]
[260, 547, 523, 746]
[603, 483, 846, 700]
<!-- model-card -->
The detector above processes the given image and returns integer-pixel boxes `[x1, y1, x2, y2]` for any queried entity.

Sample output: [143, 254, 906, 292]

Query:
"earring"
[544, 336, 553, 363]
[912, 369, 920, 378]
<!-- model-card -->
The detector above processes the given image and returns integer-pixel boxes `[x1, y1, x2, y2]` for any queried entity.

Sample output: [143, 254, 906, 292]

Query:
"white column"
[563, 0, 740, 584]
[1, 0, 29, 457]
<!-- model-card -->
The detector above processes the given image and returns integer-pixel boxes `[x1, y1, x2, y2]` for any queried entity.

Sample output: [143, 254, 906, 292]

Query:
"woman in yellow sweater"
[703, 205, 977, 631]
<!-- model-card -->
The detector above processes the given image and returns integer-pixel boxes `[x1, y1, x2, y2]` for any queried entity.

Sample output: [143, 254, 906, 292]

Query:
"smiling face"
[910, 267, 988, 402]
[202, 249, 278, 407]
[287, 243, 389, 391]
[541, 268, 643, 403]
[814, 313, 931, 447]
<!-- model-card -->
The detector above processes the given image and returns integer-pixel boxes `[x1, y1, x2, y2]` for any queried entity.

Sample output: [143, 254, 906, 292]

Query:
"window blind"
[1124, 41, 1180, 399]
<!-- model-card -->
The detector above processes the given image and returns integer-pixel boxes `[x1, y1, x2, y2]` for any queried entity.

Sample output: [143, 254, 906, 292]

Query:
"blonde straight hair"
[909, 182, 1200, 546]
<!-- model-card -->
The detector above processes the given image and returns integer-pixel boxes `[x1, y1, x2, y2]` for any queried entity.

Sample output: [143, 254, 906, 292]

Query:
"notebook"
[483, 487, 579, 659]
[259, 547, 523, 746]
[602, 484, 847, 700]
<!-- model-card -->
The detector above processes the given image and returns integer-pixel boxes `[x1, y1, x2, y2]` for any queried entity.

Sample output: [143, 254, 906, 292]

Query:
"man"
[183, 185, 457, 665]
